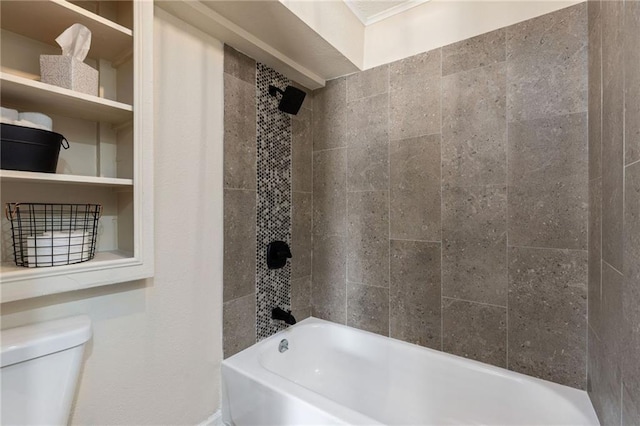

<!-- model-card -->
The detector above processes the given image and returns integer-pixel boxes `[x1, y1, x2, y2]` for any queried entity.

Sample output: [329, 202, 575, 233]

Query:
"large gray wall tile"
[589, 263, 623, 424]
[390, 240, 441, 349]
[347, 65, 389, 102]
[588, 0, 602, 181]
[292, 107, 312, 192]
[442, 62, 506, 187]
[346, 93, 389, 149]
[508, 113, 588, 251]
[347, 93, 389, 191]
[509, 175, 587, 251]
[442, 29, 505, 76]
[223, 189, 256, 302]
[625, 0, 640, 166]
[312, 148, 346, 324]
[291, 275, 311, 315]
[312, 235, 346, 324]
[347, 282, 389, 336]
[588, 178, 602, 337]
[224, 74, 256, 190]
[292, 191, 312, 279]
[588, 329, 622, 426]
[390, 49, 441, 90]
[389, 135, 441, 241]
[313, 77, 348, 150]
[601, 0, 624, 272]
[389, 49, 441, 140]
[223, 293, 256, 358]
[224, 44, 255, 84]
[623, 162, 640, 425]
[442, 185, 507, 305]
[442, 298, 506, 367]
[508, 247, 587, 389]
[348, 144, 389, 192]
[508, 113, 588, 184]
[347, 191, 389, 287]
[506, 3, 587, 122]
[313, 148, 346, 236]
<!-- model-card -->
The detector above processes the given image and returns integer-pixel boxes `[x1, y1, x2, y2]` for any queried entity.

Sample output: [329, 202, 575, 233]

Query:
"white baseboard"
[197, 410, 222, 426]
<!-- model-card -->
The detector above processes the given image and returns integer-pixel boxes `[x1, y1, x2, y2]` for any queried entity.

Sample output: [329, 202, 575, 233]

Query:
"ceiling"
[344, 0, 430, 25]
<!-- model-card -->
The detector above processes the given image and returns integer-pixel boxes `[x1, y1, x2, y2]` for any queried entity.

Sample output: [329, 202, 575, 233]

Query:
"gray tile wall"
[312, 4, 589, 388]
[223, 46, 257, 358]
[223, 46, 313, 357]
[587, 1, 640, 424]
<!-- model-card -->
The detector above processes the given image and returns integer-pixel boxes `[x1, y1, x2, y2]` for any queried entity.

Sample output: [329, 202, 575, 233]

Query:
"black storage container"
[1, 123, 69, 173]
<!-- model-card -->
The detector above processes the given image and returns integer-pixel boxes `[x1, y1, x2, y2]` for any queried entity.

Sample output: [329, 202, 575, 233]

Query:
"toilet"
[1, 315, 92, 425]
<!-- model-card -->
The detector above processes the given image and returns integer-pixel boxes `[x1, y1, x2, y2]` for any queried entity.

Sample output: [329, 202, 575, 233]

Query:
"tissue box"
[40, 55, 98, 96]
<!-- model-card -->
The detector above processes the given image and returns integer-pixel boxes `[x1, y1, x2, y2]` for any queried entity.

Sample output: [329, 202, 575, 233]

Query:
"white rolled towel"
[18, 112, 53, 131]
[27, 231, 90, 267]
[1, 107, 18, 125]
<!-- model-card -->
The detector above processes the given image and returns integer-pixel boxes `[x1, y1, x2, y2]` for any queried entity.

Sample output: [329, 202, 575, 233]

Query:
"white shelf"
[0, 251, 141, 303]
[0, 0, 133, 63]
[1, 72, 133, 124]
[0, 170, 133, 188]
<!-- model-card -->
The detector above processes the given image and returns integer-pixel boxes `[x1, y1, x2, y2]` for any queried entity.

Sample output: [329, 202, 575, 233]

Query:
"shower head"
[268, 85, 306, 115]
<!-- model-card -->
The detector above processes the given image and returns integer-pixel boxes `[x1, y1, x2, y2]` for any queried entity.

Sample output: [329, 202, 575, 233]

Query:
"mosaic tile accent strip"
[256, 63, 292, 340]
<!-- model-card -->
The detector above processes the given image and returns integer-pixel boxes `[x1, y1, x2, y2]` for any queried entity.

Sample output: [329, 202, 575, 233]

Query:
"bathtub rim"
[222, 317, 598, 425]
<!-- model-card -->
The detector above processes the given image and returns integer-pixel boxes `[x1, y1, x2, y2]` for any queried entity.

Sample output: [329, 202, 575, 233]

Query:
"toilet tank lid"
[1, 315, 92, 367]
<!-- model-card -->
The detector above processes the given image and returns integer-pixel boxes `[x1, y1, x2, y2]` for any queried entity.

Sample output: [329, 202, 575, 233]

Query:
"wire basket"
[5, 203, 102, 268]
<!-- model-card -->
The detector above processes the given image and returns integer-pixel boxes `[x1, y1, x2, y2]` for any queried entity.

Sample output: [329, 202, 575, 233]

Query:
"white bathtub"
[222, 318, 599, 425]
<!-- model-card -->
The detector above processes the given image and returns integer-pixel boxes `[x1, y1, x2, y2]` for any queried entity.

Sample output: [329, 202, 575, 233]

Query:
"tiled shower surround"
[312, 3, 589, 389]
[223, 46, 313, 357]
[222, 5, 640, 417]
[587, 0, 640, 424]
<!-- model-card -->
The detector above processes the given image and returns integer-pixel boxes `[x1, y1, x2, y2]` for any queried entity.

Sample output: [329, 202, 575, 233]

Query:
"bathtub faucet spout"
[272, 307, 296, 325]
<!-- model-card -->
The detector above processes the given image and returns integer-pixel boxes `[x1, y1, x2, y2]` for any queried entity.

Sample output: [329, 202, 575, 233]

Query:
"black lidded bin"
[1, 123, 69, 173]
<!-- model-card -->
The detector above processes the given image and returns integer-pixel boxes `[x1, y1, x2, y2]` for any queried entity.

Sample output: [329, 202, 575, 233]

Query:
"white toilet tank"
[1, 315, 92, 426]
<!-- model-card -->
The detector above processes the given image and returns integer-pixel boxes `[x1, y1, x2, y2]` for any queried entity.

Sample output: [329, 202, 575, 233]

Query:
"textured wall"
[587, 0, 640, 424]
[223, 46, 313, 357]
[0, 10, 225, 424]
[312, 3, 589, 388]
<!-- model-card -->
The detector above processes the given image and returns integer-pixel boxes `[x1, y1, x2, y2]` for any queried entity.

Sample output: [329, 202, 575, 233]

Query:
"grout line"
[223, 187, 257, 192]
[347, 280, 390, 289]
[346, 189, 390, 193]
[388, 66, 392, 339]
[312, 146, 347, 154]
[441, 58, 506, 79]
[505, 35, 510, 369]
[442, 296, 508, 310]
[390, 237, 442, 244]
[388, 131, 442, 143]
[344, 78, 349, 327]
[507, 244, 588, 253]
[439, 47, 444, 353]
[603, 259, 624, 277]
[310, 96, 314, 317]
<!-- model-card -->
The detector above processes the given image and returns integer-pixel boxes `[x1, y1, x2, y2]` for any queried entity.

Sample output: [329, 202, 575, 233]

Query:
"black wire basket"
[5, 203, 102, 268]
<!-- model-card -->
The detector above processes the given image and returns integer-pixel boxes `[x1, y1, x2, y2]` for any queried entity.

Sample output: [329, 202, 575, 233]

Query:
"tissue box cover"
[40, 55, 98, 96]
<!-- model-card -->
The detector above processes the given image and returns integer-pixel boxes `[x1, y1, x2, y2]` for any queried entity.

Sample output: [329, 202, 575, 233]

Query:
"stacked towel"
[26, 231, 90, 267]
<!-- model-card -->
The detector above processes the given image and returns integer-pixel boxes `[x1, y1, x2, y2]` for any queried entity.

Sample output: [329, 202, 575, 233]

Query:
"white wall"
[363, 0, 581, 69]
[0, 8, 225, 425]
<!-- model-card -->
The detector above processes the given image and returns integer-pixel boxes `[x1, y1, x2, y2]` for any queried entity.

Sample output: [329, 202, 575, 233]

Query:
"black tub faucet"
[272, 307, 296, 325]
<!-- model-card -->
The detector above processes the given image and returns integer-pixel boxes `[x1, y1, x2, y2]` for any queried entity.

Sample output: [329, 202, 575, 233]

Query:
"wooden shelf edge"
[0, 251, 150, 303]
[52, 0, 133, 37]
[1, 72, 133, 111]
[0, 170, 134, 187]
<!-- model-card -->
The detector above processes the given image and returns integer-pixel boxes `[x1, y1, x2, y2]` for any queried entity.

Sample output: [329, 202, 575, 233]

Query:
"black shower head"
[268, 85, 306, 115]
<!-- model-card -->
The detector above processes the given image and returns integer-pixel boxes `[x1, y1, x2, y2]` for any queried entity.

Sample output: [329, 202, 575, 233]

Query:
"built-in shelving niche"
[0, 0, 153, 303]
